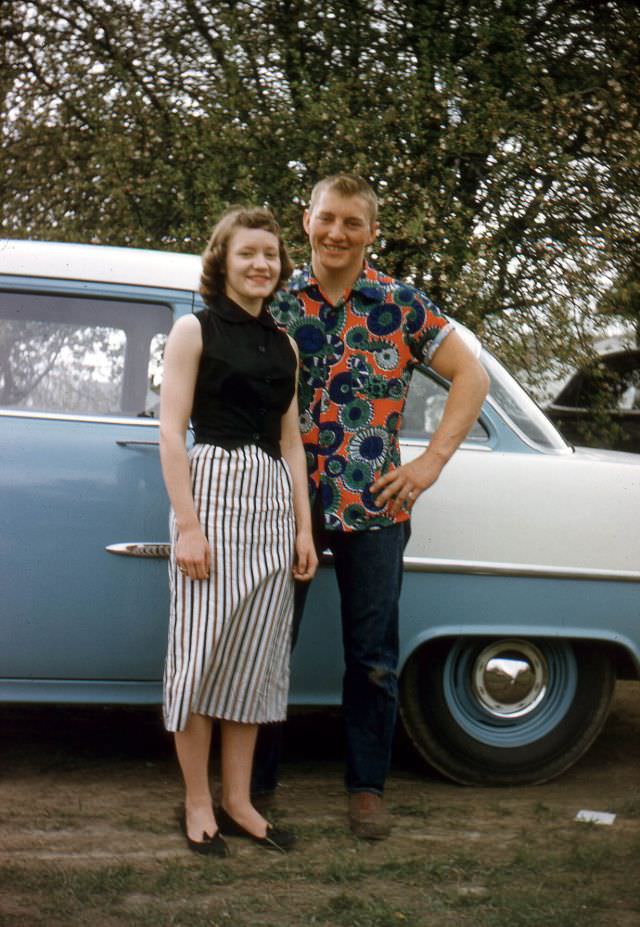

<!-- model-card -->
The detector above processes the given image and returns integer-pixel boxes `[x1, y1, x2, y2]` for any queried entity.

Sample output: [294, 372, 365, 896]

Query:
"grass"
[610, 793, 640, 817]
[2, 825, 637, 927]
[2, 689, 640, 927]
[316, 892, 413, 926]
[121, 814, 171, 834]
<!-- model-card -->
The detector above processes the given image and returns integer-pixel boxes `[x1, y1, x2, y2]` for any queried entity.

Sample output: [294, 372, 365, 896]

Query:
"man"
[259, 174, 489, 839]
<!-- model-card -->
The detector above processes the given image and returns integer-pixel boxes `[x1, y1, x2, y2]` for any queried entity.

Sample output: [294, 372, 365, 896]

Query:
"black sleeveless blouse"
[191, 294, 297, 460]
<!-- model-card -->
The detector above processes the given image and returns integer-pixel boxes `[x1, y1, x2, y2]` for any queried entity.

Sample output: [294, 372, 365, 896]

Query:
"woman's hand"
[292, 530, 318, 582]
[175, 525, 211, 581]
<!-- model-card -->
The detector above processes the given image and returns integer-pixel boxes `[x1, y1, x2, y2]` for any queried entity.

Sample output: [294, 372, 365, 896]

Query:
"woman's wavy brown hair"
[199, 206, 293, 307]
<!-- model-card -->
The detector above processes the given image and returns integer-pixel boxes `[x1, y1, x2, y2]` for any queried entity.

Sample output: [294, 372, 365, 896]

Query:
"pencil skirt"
[163, 443, 295, 732]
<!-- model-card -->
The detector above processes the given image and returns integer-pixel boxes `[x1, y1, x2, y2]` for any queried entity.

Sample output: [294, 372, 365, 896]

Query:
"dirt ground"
[1, 682, 639, 927]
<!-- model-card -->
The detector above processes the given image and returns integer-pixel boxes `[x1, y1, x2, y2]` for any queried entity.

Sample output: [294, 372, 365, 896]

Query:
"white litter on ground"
[575, 809, 616, 825]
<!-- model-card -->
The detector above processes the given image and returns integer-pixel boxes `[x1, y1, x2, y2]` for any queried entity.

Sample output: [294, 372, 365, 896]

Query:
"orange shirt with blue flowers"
[270, 263, 453, 531]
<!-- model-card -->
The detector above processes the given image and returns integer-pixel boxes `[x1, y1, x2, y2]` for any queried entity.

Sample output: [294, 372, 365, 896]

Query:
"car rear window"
[0, 290, 171, 417]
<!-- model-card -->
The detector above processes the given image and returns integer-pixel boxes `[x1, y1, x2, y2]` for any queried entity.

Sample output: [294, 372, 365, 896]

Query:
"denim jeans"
[252, 512, 409, 796]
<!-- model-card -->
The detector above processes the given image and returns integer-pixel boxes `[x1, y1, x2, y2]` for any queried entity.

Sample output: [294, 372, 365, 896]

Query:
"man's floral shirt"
[270, 263, 453, 531]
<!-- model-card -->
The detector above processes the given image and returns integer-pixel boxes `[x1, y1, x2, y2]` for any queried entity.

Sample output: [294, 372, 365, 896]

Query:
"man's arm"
[371, 330, 490, 516]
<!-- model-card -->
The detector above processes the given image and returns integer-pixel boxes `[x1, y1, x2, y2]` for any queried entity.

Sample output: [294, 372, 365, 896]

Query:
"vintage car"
[1, 239, 639, 787]
[545, 343, 640, 454]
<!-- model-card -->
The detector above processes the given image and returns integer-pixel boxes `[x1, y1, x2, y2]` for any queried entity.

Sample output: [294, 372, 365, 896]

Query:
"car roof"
[0, 239, 202, 292]
[0, 238, 485, 360]
[0, 239, 484, 359]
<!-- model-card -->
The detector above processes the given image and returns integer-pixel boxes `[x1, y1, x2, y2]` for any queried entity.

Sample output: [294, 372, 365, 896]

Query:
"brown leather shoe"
[348, 792, 391, 840]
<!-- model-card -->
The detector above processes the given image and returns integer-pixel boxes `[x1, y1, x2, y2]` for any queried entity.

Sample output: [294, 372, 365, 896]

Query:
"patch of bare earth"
[1, 683, 639, 927]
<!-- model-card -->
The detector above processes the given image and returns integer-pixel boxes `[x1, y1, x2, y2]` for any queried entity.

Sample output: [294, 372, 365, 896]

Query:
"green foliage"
[2, 1, 639, 382]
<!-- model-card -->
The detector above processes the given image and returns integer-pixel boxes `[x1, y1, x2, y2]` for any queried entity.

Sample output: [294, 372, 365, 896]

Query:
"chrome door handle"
[116, 440, 160, 447]
[106, 542, 170, 558]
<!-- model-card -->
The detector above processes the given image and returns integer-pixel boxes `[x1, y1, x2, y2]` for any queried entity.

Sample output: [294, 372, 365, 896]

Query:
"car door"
[0, 281, 191, 695]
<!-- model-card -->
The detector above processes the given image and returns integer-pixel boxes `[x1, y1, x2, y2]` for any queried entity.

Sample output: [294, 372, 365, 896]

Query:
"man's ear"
[368, 222, 379, 246]
[302, 209, 311, 235]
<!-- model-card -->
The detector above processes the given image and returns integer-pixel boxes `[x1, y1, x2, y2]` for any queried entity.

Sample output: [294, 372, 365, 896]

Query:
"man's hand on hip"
[370, 453, 445, 517]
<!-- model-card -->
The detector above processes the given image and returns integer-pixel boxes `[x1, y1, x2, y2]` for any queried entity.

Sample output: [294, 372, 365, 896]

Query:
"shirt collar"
[288, 263, 387, 303]
[210, 292, 278, 329]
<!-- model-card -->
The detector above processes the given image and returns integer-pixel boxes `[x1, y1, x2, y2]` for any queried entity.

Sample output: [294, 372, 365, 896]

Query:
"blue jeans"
[252, 515, 409, 795]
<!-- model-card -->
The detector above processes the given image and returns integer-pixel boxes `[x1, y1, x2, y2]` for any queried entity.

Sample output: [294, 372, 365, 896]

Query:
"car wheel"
[399, 636, 615, 785]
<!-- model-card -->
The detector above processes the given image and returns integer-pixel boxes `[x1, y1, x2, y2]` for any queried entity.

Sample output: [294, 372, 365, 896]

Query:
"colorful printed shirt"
[269, 263, 453, 531]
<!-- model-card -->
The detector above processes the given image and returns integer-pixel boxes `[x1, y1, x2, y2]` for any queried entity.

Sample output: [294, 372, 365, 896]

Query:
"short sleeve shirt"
[269, 263, 453, 531]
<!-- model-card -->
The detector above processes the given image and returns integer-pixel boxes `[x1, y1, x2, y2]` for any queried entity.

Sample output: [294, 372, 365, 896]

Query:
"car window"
[401, 365, 488, 441]
[142, 331, 167, 418]
[557, 353, 640, 412]
[620, 377, 640, 410]
[482, 349, 567, 449]
[0, 291, 171, 417]
[612, 360, 640, 410]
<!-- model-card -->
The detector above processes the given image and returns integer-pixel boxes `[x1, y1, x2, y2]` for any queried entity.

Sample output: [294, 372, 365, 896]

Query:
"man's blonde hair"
[308, 174, 378, 225]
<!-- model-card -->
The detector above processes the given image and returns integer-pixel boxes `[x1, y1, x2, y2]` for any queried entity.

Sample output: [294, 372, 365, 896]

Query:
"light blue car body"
[1, 244, 638, 783]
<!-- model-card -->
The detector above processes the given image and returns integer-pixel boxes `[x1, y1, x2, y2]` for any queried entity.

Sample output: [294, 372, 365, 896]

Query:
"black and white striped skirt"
[163, 443, 295, 732]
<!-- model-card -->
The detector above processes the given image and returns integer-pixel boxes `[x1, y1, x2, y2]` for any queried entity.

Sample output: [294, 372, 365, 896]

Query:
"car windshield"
[482, 349, 568, 451]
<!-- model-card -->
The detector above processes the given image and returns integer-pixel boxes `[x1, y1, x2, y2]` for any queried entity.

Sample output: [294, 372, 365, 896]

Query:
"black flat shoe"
[179, 809, 229, 857]
[216, 805, 296, 852]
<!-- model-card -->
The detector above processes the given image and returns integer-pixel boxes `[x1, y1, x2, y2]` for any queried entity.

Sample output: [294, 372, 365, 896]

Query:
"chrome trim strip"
[106, 542, 170, 558]
[106, 543, 640, 583]
[400, 436, 492, 451]
[0, 410, 160, 426]
[402, 555, 640, 583]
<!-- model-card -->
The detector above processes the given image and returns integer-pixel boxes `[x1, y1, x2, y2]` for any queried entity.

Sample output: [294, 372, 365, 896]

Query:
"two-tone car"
[1, 238, 639, 786]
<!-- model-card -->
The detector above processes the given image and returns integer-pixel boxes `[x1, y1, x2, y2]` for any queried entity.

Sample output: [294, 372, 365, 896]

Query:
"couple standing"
[159, 174, 489, 855]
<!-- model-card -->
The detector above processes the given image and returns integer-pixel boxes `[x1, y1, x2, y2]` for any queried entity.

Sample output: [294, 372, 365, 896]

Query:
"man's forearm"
[421, 363, 490, 471]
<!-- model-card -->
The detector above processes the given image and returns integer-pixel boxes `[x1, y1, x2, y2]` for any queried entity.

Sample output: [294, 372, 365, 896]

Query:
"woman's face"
[224, 227, 281, 313]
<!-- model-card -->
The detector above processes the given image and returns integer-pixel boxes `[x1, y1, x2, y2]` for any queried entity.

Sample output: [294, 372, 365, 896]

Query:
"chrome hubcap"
[471, 640, 548, 718]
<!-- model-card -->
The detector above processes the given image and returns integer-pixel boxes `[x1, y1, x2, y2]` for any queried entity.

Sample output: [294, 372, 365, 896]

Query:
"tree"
[2, 0, 639, 388]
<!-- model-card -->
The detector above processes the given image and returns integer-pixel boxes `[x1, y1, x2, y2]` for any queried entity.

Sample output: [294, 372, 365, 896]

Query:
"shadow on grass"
[0, 704, 366, 776]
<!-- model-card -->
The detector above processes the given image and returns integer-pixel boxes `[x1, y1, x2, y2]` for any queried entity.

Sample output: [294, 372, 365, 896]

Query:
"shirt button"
[259, 408, 266, 415]
[258, 345, 266, 353]
[253, 432, 261, 441]
[264, 377, 271, 384]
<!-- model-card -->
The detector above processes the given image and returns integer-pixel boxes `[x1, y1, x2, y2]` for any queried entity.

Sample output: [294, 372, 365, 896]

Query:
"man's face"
[303, 190, 377, 281]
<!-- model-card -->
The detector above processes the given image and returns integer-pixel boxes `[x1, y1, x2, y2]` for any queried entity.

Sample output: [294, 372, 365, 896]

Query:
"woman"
[159, 206, 317, 855]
